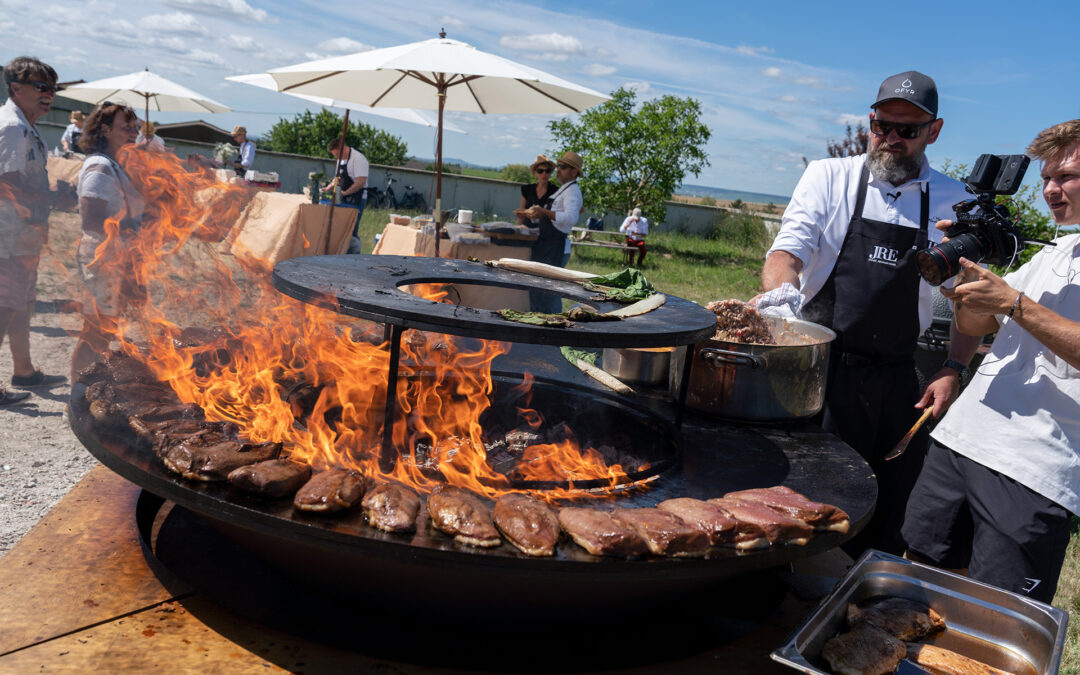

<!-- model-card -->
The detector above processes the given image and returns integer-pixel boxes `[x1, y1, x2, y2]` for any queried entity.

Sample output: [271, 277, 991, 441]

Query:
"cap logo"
[902, 79, 912, 87]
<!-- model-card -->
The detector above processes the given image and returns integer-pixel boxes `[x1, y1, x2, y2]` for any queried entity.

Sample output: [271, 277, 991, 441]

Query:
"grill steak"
[427, 486, 501, 548]
[821, 622, 906, 675]
[708, 497, 813, 545]
[847, 597, 945, 641]
[612, 508, 709, 557]
[362, 483, 422, 533]
[656, 497, 738, 546]
[293, 469, 366, 513]
[558, 507, 648, 558]
[493, 493, 560, 556]
[723, 486, 850, 533]
[906, 643, 1013, 675]
[227, 459, 311, 498]
[162, 434, 281, 482]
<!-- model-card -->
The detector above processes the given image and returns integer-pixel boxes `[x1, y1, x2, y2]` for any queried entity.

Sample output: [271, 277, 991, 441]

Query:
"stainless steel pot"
[669, 316, 836, 422]
[602, 347, 673, 386]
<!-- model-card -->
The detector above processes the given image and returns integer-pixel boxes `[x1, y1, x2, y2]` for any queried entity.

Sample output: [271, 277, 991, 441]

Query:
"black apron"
[337, 156, 364, 207]
[530, 179, 573, 268]
[801, 163, 930, 555]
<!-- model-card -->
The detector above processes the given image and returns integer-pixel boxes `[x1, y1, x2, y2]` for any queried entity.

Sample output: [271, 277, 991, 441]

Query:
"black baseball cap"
[872, 71, 938, 117]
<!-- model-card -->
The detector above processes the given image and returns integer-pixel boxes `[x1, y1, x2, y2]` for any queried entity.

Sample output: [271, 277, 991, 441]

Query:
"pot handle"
[700, 348, 765, 369]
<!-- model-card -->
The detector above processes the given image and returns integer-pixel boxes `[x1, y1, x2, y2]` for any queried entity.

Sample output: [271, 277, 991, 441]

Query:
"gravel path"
[0, 211, 99, 560]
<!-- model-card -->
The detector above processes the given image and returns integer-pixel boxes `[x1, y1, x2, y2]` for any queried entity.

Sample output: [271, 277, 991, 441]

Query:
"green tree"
[500, 163, 532, 184]
[547, 87, 710, 223]
[940, 159, 1056, 267]
[260, 108, 409, 166]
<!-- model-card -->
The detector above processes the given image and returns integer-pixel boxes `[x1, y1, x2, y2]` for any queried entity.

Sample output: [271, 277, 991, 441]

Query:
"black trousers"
[902, 440, 1072, 603]
[821, 357, 927, 556]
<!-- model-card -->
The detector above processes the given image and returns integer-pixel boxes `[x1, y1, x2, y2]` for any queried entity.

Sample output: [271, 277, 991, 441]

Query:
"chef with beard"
[755, 71, 981, 555]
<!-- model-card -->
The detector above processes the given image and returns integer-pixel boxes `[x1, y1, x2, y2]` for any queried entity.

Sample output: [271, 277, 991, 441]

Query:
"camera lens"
[916, 232, 989, 286]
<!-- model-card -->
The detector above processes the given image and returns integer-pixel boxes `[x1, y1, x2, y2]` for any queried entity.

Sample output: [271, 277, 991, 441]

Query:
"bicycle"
[375, 172, 427, 212]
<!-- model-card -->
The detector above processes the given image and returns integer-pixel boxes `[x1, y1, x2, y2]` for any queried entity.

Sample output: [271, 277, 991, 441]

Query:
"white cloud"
[764, 67, 782, 78]
[736, 45, 774, 56]
[584, 63, 616, 77]
[795, 75, 822, 87]
[181, 48, 227, 68]
[304, 51, 326, 61]
[164, 0, 268, 22]
[773, 165, 788, 172]
[138, 12, 208, 36]
[780, 94, 797, 102]
[836, 113, 865, 126]
[0, 19, 15, 34]
[224, 34, 257, 52]
[152, 61, 196, 78]
[624, 81, 656, 97]
[499, 32, 584, 56]
[317, 37, 371, 54]
[439, 16, 466, 30]
[87, 19, 142, 48]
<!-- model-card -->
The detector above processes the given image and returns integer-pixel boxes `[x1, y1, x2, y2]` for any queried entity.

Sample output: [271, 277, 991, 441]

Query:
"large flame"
[81, 147, 638, 499]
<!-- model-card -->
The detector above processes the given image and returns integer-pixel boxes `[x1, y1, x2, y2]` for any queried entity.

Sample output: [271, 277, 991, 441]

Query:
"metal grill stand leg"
[380, 324, 404, 472]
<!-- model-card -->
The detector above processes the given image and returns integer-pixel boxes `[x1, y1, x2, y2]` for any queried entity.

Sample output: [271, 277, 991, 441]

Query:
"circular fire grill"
[68, 254, 875, 616]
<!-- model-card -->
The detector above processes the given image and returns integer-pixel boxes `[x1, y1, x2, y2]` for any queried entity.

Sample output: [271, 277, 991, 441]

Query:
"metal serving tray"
[771, 549, 1068, 675]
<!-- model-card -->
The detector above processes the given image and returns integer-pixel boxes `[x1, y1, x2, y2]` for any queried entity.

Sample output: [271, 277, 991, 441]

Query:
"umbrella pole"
[434, 87, 445, 257]
[322, 109, 350, 254]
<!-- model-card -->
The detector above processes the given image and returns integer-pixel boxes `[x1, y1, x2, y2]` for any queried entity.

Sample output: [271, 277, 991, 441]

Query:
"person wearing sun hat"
[517, 154, 556, 227]
[231, 125, 256, 176]
[522, 151, 584, 312]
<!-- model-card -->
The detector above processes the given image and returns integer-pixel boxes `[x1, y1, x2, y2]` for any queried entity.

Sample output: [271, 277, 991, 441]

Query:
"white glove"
[752, 282, 802, 319]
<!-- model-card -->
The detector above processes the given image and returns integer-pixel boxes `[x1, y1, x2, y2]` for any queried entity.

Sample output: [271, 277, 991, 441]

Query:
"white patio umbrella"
[226, 72, 466, 133]
[59, 68, 231, 123]
[262, 30, 609, 252]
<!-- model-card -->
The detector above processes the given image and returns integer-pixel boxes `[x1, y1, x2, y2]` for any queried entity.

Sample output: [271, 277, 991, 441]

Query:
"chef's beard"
[866, 143, 924, 185]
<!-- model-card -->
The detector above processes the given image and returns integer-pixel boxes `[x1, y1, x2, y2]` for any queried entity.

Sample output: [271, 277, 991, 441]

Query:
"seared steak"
[723, 485, 850, 533]
[906, 643, 1012, 675]
[847, 597, 945, 641]
[227, 459, 311, 498]
[427, 486, 501, 547]
[657, 497, 738, 546]
[493, 493, 560, 556]
[77, 351, 158, 385]
[708, 497, 813, 545]
[612, 508, 709, 557]
[293, 469, 366, 513]
[162, 434, 281, 481]
[362, 483, 422, 533]
[558, 507, 648, 558]
[821, 623, 905, 675]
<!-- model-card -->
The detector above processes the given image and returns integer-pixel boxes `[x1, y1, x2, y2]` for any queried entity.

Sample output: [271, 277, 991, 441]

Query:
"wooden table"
[0, 462, 854, 672]
[570, 226, 637, 265]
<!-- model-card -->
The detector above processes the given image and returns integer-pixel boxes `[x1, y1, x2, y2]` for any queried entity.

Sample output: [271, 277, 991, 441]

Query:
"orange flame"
[82, 147, 639, 499]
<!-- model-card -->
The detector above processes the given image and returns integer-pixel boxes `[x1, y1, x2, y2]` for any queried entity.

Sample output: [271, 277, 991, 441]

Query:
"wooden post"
[434, 84, 445, 257]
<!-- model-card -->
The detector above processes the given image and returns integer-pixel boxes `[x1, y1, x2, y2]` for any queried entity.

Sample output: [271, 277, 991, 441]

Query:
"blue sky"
[2, 0, 1077, 199]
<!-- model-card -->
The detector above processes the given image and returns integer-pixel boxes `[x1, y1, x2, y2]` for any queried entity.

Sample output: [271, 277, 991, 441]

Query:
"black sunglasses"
[869, 118, 935, 140]
[534, 166, 552, 174]
[19, 80, 58, 94]
[556, 163, 571, 170]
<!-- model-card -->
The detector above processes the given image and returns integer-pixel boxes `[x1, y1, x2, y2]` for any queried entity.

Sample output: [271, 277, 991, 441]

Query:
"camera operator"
[901, 120, 1080, 603]
[755, 71, 981, 555]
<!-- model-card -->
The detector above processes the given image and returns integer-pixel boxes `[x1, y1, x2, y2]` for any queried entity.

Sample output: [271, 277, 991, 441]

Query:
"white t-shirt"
[136, 133, 166, 152]
[550, 180, 582, 255]
[62, 123, 80, 147]
[769, 154, 970, 333]
[77, 154, 146, 227]
[339, 147, 369, 181]
[238, 140, 256, 169]
[620, 215, 649, 240]
[0, 98, 49, 257]
[932, 233, 1080, 513]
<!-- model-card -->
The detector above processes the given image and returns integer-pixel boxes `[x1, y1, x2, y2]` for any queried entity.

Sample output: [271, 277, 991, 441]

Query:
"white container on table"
[458, 209, 473, 224]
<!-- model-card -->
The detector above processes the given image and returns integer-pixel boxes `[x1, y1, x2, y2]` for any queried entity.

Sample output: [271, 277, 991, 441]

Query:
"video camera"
[916, 154, 1050, 286]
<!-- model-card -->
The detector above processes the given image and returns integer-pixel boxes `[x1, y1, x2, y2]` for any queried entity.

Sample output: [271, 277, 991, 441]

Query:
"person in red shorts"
[619, 207, 648, 266]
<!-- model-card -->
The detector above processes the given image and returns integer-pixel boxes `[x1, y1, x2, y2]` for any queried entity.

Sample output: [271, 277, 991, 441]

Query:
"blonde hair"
[1027, 120, 1080, 163]
[141, 120, 156, 136]
[70, 110, 86, 123]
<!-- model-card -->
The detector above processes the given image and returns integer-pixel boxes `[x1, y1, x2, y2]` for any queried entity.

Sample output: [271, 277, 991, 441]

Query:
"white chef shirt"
[769, 154, 970, 332]
[931, 233, 1080, 514]
[238, 140, 256, 169]
[549, 179, 582, 255]
[339, 147, 369, 181]
[620, 215, 649, 240]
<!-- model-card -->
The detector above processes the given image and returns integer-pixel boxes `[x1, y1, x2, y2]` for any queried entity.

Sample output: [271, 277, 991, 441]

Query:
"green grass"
[1054, 519, 1080, 674]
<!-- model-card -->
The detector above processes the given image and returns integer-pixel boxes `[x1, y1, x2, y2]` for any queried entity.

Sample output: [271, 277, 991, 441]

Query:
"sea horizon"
[676, 184, 791, 206]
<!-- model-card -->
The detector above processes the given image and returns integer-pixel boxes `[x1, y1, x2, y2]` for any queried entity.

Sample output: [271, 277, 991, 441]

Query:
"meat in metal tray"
[771, 549, 1068, 675]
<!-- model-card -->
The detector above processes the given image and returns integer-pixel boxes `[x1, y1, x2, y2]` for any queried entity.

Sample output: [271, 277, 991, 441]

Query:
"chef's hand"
[749, 282, 801, 318]
[916, 369, 961, 418]
[940, 258, 1015, 316]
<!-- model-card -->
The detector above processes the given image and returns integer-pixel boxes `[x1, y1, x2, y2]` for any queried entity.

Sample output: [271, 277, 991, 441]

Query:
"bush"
[704, 211, 772, 252]
[730, 198, 745, 210]
[699, 195, 717, 207]
[500, 164, 532, 183]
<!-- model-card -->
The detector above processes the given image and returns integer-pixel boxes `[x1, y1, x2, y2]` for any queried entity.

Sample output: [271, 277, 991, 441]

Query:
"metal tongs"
[884, 408, 933, 461]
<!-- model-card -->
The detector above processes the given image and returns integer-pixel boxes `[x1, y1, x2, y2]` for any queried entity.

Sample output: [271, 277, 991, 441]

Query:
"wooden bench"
[570, 227, 636, 265]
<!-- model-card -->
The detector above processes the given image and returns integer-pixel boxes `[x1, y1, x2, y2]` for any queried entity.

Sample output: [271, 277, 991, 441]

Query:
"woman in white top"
[73, 102, 145, 374]
[135, 120, 166, 152]
[619, 206, 649, 267]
